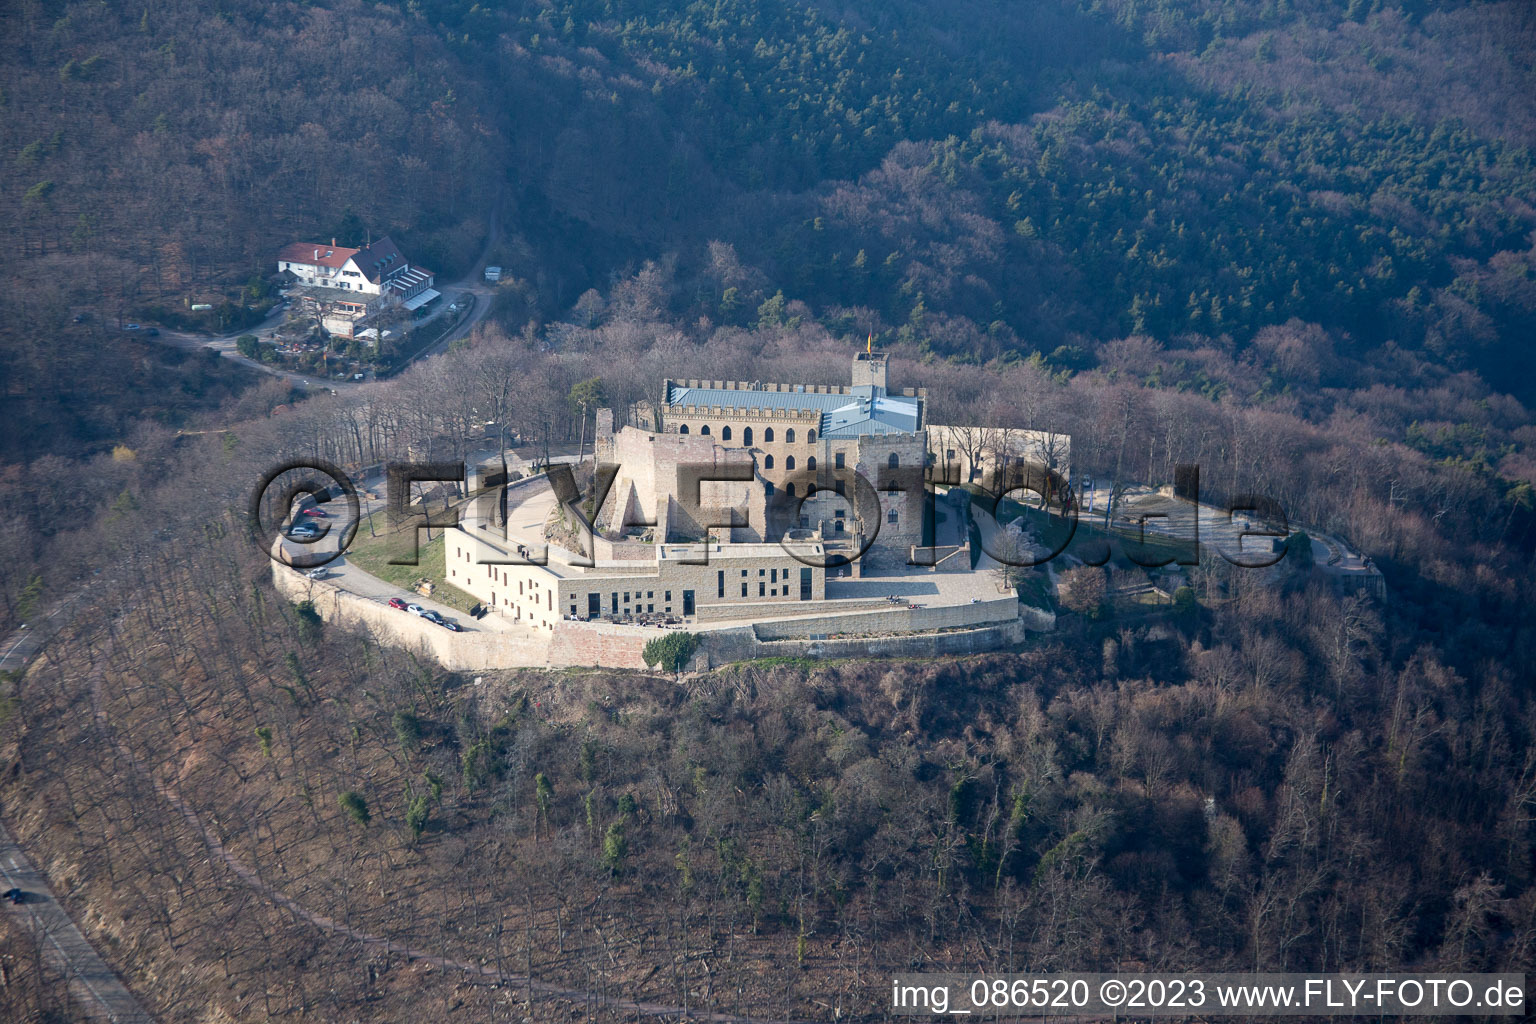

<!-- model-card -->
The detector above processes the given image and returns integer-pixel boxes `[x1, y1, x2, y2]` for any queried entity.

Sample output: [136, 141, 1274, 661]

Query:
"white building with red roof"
[276, 236, 437, 337]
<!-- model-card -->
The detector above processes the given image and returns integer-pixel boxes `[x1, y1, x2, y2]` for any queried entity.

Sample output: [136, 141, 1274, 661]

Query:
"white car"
[303, 567, 328, 580]
[406, 603, 427, 617]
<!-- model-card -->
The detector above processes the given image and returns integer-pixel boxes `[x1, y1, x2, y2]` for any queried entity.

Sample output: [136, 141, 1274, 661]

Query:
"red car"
[388, 597, 408, 611]
[301, 507, 329, 518]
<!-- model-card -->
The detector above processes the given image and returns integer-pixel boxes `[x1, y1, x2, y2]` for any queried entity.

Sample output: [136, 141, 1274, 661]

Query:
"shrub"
[338, 790, 370, 826]
[642, 631, 700, 673]
[602, 819, 628, 873]
[393, 710, 422, 754]
[1287, 530, 1316, 574]
[294, 599, 322, 644]
[1173, 585, 1197, 615]
[405, 793, 431, 839]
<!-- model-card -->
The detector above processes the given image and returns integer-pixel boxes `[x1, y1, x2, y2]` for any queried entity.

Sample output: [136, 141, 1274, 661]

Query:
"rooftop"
[278, 241, 360, 269]
[665, 382, 921, 438]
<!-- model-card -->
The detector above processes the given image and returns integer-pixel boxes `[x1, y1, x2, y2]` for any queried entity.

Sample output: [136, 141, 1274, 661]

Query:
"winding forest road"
[80, 637, 814, 1023]
[1, 599, 816, 1023]
[0, 821, 154, 1022]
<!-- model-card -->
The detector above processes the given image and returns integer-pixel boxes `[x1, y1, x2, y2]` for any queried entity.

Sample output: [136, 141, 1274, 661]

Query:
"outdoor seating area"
[562, 613, 688, 628]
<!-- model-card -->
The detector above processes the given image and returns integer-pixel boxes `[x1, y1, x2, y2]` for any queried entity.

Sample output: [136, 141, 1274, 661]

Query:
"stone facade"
[449, 477, 827, 632]
[659, 352, 929, 570]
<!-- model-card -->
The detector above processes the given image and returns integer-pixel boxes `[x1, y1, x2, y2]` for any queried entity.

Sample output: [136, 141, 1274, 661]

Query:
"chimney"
[332, 237, 337, 247]
[313, 248, 319, 260]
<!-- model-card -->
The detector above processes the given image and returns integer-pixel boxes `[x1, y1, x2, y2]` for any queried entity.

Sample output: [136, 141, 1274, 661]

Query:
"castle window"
[946, 449, 955, 460]
[888, 453, 900, 469]
[679, 424, 689, 434]
[721, 425, 732, 441]
[764, 454, 774, 469]
[834, 452, 844, 469]
[743, 427, 753, 446]
[785, 455, 796, 470]
[700, 425, 711, 436]
[808, 429, 816, 443]
[765, 481, 774, 496]
[786, 429, 796, 443]
[764, 427, 774, 442]
[785, 482, 796, 497]
[806, 456, 816, 471]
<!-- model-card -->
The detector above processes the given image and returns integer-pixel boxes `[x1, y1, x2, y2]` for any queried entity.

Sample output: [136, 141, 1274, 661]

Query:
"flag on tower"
[866, 330, 873, 354]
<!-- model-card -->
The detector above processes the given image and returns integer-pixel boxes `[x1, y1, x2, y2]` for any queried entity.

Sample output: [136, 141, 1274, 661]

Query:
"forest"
[0, 307, 1533, 1018]
[1, 0, 1535, 1020]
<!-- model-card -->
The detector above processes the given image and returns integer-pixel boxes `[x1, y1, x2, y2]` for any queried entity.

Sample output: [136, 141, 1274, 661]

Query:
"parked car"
[286, 521, 320, 540]
[440, 620, 463, 632]
[71, 313, 86, 323]
[301, 507, 329, 518]
[142, 327, 160, 337]
[353, 372, 365, 380]
[406, 603, 427, 617]
[3, 888, 23, 904]
[420, 609, 444, 624]
[123, 323, 141, 331]
[388, 597, 408, 611]
[303, 567, 328, 580]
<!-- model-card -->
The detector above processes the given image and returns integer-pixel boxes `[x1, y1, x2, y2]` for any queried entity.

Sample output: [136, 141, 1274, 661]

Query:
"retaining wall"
[274, 562, 1052, 673]
[751, 594, 1021, 639]
[273, 567, 548, 670]
[700, 616, 1034, 665]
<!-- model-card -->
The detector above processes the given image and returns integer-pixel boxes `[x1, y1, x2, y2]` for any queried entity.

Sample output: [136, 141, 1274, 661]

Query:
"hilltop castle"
[439, 351, 1065, 666]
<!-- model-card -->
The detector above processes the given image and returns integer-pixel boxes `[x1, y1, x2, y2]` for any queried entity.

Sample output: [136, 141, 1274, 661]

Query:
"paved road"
[0, 592, 85, 677]
[0, 821, 153, 1022]
[275, 474, 520, 633]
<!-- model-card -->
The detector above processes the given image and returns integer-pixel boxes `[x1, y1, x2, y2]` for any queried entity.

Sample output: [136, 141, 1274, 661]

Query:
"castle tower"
[851, 350, 887, 399]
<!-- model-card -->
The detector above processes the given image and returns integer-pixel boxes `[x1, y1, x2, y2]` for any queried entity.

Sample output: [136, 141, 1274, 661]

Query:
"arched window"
[785, 455, 796, 470]
[679, 424, 689, 434]
[721, 425, 732, 441]
[764, 481, 774, 496]
[808, 429, 816, 443]
[700, 425, 711, 436]
[786, 429, 796, 443]
[806, 456, 816, 471]
[784, 482, 796, 497]
[764, 454, 774, 469]
[888, 453, 900, 469]
[743, 427, 753, 446]
[764, 427, 774, 443]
